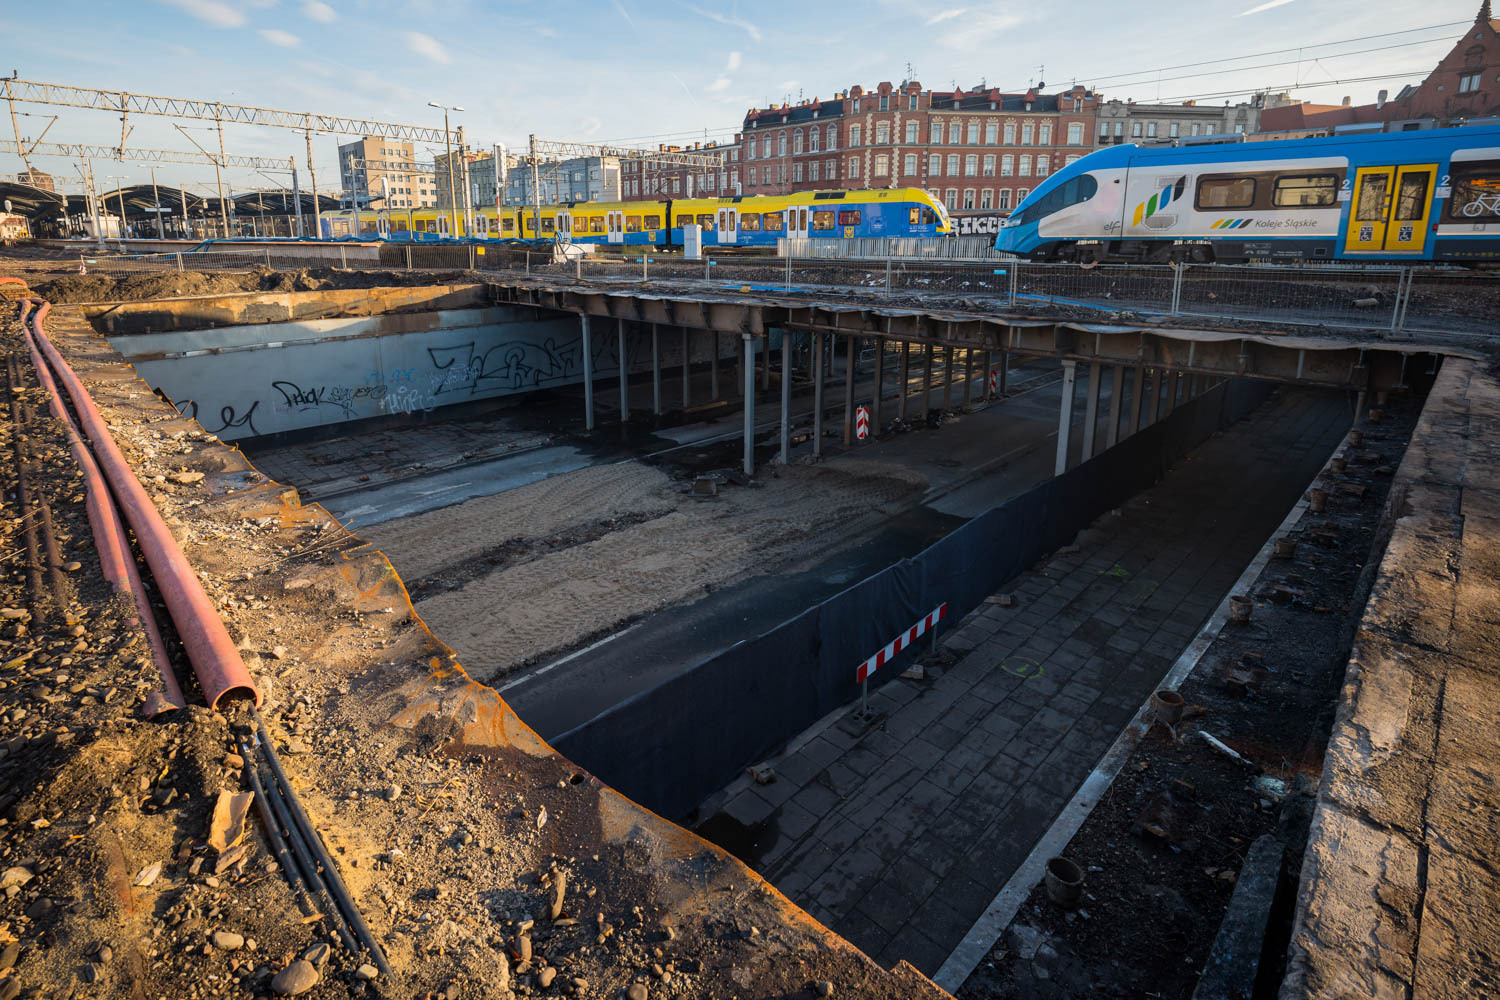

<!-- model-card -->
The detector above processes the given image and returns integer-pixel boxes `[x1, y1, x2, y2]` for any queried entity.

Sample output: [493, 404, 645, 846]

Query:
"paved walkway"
[1282, 359, 1500, 999]
[717, 387, 1351, 975]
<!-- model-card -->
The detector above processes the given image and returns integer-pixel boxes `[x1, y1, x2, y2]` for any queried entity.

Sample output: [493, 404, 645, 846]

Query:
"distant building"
[337, 137, 436, 209]
[504, 155, 620, 206]
[620, 139, 738, 201]
[734, 80, 1099, 215]
[1095, 93, 1293, 146]
[17, 168, 54, 191]
[1257, 2, 1500, 136]
[463, 148, 515, 210]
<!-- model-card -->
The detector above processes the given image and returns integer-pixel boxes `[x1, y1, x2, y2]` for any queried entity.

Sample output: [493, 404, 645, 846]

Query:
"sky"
[3, 0, 1486, 197]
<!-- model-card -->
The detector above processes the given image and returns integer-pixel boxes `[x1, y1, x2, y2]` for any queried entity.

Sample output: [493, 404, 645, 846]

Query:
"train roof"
[1075, 123, 1500, 169]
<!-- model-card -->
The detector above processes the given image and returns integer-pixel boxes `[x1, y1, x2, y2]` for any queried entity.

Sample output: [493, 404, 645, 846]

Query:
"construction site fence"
[551, 376, 1277, 821]
[777, 236, 1009, 260]
[60, 244, 1498, 339]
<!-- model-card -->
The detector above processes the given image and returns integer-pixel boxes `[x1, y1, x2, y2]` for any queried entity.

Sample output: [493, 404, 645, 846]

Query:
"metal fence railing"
[779, 236, 1008, 260]
[35, 241, 1498, 339]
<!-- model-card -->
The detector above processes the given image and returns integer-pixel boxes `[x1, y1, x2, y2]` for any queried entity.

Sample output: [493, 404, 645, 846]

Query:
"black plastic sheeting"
[554, 378, 1276, 820]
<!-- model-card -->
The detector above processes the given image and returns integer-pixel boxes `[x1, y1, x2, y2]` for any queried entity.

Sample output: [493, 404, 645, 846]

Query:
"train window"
[574, 216, 588, 234]
[740, 213, 762, 231]
[1355, 175, 1389, 221]
[1271, 174, 1338, 207]
[590, 216, 605, 233]
[1448, 161, 1500, 220]
[697, 213, 716, 230]
[676, 214, 693, 227]
[1393, 173, 1430, 221]
[812, 210, 836, 231]
[1195, 177, 1256, 210]
[502, 218, 515, 233]
[837, 209, 862, 225]
[542, 218, 555, 234]
[762, 212, 784, 231]
[625, 215, 642, 232]
[644, 214, 662, 229]
[1010, 174, 1098, 225]
[909, 207, 921, 224]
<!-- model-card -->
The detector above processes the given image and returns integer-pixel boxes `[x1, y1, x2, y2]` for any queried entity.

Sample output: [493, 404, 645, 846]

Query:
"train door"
[787, 204, 809, 239]
[557, 211, 571, 242]
[1345, 164, 1438, 254]
[717, 207, 738, 244]
[606, 210, 624, 244]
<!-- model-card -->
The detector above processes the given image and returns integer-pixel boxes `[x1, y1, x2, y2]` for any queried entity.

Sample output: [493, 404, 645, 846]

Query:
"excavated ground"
[0, 289, 946, 1000]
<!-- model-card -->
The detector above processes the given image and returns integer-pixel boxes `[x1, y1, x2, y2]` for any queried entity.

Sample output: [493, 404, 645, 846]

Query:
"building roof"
[0, 180, 66, 221]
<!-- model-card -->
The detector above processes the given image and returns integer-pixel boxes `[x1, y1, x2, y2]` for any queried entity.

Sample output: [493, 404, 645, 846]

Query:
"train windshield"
[1010, 174, 1098, 226]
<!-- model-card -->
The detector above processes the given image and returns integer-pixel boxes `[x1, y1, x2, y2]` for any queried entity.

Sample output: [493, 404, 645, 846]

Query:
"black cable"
[238, 739, 319, 917]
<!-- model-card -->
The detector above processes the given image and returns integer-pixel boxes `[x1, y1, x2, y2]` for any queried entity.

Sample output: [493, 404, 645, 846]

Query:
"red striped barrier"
[856, 602, 947, 684]
[855, 405, 870, 441]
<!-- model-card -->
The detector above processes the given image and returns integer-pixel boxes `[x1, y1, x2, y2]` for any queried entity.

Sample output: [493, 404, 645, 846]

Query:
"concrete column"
[779, 331, 792, 464]
[872, 339, 885, 432]
[1055, 360, 1078, 476]
[1163, 371, 1177, 417]
[962, 347, 975, 410]
[742, 332, 755, 476]
[651, 323, 661, 416]
[713, 333, 722, 400]
[813, 332, 825, 459]
[1106, 364, 1124, 448]
[842, 335, 856, 446]
[1081, 361, 1102, 459]
[580, 314, 595, 431]
[1128, 366, 1146, 436]
[681, 328, 691, 409]
[617, 319, 629, 423]
[984, 349, 994, 400]
[898, 342, 910, 421]
[942, 345, 955, 412]
[1149, 368, 1164, 427]
[761, 336, 770, 392]
[921, 345, 933, 422]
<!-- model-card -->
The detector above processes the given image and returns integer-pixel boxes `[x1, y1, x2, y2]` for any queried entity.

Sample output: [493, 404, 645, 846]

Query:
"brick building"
[737, 80, 1099, 214]
[620, 139, 740, 201]
[1258, 2, 1500, 135]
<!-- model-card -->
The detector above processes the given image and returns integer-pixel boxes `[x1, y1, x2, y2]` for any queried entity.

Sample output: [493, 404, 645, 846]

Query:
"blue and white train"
[994, 125, 1500, 263]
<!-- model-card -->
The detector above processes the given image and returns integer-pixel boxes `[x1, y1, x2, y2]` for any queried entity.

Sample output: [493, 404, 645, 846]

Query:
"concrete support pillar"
[742, 332, 755, 476]
[617, 319, 629, 423]
[921, 345, 933, 422]
[1128, 366, 1146, 436]
[761, 336, 770, 392]
[983, 349, 994, 401]
[1149, 368, 1164, 427]
[1164, 370, 1178, 417]
[651, 324, 661, 416]
[742, 336, 752, 405]
[1055, 359, 1078, 476]
[898, 342, 910, 421]
[580, 314, 595, 431]
[813, 332, 825, 459]
[963, 347, 975, 410]
[1106, 364, 1124, 449]
[1081, 361, 1102, 460]
[779, 331, 792, 464]
[680, 328, 691, 409]
[713, 333, 723, 400]
[872, 338, 885, 432]
[842, 335, 856, 447]
[942, 345, 955, 412]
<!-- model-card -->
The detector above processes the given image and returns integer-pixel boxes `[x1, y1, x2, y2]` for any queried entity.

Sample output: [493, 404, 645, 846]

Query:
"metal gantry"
[0, 138, 290, 170]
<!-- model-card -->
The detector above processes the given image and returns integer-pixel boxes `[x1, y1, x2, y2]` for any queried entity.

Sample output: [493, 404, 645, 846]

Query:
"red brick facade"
[620, 139, 741, 201]
[735, 80, 1099, 213]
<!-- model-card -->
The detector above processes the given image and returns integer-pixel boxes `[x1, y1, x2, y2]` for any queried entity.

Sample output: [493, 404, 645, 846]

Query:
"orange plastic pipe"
[26, 301, 259, 709]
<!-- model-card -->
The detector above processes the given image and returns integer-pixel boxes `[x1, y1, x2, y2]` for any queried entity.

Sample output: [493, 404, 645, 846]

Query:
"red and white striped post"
[855, 602, 947, 716]
[855, 404, 870, 441]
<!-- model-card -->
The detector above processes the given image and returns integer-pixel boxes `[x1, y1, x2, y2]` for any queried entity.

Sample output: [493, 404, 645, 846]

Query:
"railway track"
[6, 292, 391, 981]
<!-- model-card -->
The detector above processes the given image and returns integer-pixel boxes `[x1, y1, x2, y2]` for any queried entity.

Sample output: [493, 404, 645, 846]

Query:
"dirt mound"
[30, 267, 479, 304]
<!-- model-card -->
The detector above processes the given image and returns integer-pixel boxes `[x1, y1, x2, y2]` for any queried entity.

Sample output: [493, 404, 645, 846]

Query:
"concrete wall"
[109, 305, 677, 439]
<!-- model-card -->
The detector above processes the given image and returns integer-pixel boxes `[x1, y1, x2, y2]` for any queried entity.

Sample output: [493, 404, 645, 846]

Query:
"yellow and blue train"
[995, 125, 1500, 263]
[318, 186, 951, 247]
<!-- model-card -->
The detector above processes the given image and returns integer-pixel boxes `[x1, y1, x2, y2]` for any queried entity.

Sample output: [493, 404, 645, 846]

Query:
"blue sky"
[6, 0, 1484, 196]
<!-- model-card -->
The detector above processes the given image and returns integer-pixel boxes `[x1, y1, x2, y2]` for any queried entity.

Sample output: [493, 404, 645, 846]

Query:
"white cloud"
[161, 0, 246, 28]
[611, 0, 636, 29]
[407, 31, 450, 64]
[777, 79, 800, 91]
[709, 76, 732, 92]
[681, 3, 762, 43]
[925, 7, 966, 24]
[580, 116, 602, 138]
[1238, 0, 1295, 13]
[935, 11, 1023, 49]
[259, 28, 301, 46]
[302, 0, 335, 22]
[726, 50, 742, 72]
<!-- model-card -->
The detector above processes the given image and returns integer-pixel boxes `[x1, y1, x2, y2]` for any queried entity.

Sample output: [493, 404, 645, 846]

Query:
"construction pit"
[0, 264, 1495, 1000]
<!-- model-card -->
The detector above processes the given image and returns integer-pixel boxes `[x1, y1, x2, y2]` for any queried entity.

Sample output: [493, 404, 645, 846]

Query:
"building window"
[1191, 123, 1201, 136]
[810, 129, 820, 152]
[982, 154, 996, 176]
[876, 121, 890, 144]
[749, 166, 757, 186]
[1068, 123, 1084, 145]
[762, 137, 771, 157]
[980, 188, 993, 209]
[778, 133, 788, 156]
[1003, 123, 1015, 144]
[827, 125, 838, 150]
[852, 98, 860, 113]
[1459, 72, 1482, 93]
[998, 189, 1013, 210]
[909, 94, 918, 110]
[1169, 122, 1179, 138]
[945, 188, 958, 210]
[1016, 187, 1028, 202]
[778, 164, 786, 184]
[967, 122, 980, 144]
[904, 153, 918, 175]
[985, 121, 998, 144]
[1039, 124, 1052, 144]
[880, 95, 889, 110]
[1001, 154, 1014, 176]
[850, 124, 862, 146]
[1146, 122, 1157, 138]
[794, 163, 803, 182]
[848, 157, 860, 178]
[810, 160, 821, 181]
[1131, 122, 1142, 137]
[906, 121, 919, 143]
[965, 154, 978, 176]
[963, 188, 976, 210]
[1036, 155, 1049, 176]
[929, 153, 942, 175]
[1022, 123, 1034, 144]
[874, 154, 889, 177]
[827, 159, 837, 179]
[931, 122, 944, 144]
[1019, 155, 1031, 176]
[793, 130, 803, 154]
[1099, 120, 1110, 137]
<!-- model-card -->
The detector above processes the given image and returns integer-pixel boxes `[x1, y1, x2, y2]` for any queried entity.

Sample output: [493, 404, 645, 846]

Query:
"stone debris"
[270, 959, 319, 996]
[210, 930, 244, 951]
[133, 862, 162, 887]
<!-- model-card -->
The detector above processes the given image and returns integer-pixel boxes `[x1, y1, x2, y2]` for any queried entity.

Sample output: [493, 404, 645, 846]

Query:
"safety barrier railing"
[779, 236, 1009, 260]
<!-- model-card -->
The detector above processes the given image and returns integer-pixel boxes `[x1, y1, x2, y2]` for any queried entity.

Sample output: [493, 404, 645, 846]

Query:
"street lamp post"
[428, 101, 464, 238]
